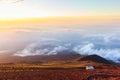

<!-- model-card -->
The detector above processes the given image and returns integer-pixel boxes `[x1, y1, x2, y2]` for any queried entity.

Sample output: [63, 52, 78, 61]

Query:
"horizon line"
[0, 15, 120, 21]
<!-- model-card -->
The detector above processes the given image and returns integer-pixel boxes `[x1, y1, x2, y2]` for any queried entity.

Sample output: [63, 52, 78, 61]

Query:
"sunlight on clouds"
[0, 0, 58, 19]
[0, 2, 35, 18]
[0, 0, 24, 3]
[0, 0, 119, 19]
[1, 0, 118, 19]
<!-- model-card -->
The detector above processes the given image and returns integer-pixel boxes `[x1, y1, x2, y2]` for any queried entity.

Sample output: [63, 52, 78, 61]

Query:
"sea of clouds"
[14, 33, 120, 63]
[0, 20, 120, 63]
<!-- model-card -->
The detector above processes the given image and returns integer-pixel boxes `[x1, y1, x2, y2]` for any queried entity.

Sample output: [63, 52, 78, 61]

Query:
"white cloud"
[73, 43, 120, 63]
[0, 0, 24, 3]
[14, 33, 120, 63]
[14, 41, 69, 57]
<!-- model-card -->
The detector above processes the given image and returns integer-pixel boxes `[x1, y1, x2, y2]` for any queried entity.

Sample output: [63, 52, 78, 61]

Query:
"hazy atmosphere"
[0, 0, 120, 63]
[0, 1, 120, 80]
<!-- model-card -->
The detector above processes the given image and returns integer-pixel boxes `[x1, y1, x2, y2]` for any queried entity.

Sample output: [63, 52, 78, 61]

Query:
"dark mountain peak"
[78, 54, 111, 64]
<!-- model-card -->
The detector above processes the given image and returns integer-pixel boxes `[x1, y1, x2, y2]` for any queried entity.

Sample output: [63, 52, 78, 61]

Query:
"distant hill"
[0, 51, 115, 65]
[0, 50, 80, 63]
[78, 54, 111, 64]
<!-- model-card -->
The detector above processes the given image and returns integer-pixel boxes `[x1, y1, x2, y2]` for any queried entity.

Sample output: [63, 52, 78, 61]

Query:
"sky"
[0, 0, 119, 19]
[0, 0, 120, 63]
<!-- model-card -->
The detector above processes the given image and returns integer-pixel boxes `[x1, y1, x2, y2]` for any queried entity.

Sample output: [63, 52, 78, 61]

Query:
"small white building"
[86, 66, 95, 70]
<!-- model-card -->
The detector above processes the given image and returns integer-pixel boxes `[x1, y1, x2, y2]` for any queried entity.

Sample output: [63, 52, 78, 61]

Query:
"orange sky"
[0, 16, 119, 32]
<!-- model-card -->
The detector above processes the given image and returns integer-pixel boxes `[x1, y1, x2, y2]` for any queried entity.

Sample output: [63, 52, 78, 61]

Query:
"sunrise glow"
[0, 0, 119, 20]
[0, 1, 120, 79]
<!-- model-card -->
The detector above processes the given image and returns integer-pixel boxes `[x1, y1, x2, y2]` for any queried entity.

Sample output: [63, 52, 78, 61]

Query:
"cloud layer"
[14, 33, 120, 63]
[0, 0, 24, 3]
[0, 19, 119, 63]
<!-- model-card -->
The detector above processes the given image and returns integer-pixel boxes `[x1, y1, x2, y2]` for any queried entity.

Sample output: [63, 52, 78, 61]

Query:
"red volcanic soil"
[0, 54, 119, 80]
[0, 69, 119, 80]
